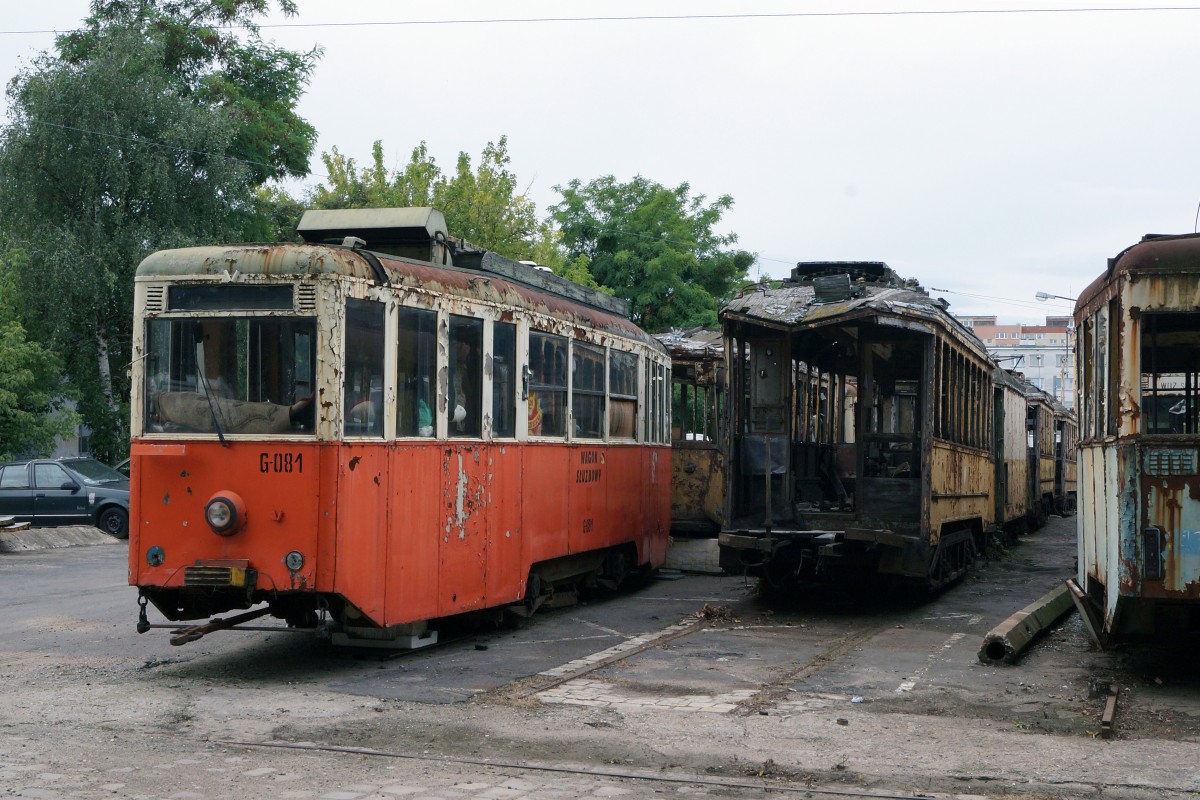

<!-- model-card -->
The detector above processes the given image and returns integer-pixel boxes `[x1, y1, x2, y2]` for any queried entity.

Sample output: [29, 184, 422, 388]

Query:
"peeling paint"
[454, 451, 469, 539]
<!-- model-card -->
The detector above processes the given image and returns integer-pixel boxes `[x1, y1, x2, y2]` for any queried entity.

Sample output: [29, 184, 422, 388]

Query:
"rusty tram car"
[718, 262, 1003, 588]
[657, 328, 726, 536]
[1052, 397, 1078, 517]
[127, 208, 671, 647]
[1023, 385, 1079, 528]
[1071, 233, 1200, 645]
[716, 262, 1076, 589]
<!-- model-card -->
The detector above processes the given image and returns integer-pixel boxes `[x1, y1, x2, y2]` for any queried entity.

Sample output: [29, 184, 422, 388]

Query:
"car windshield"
[64, 458, 127, 485]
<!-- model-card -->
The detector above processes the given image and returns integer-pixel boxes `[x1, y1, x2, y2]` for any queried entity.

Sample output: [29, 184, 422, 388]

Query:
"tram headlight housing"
[205, 491, 247, 535]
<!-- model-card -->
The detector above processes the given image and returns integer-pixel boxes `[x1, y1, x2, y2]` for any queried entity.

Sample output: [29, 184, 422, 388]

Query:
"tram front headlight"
[205, 491, 247, 535]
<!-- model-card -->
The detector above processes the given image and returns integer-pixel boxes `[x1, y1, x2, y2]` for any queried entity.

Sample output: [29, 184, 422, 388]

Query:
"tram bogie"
[128, 207, 671, 646]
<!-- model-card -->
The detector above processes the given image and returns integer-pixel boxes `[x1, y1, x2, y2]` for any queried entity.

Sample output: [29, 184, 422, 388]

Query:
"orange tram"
[128, 208, 671, 647]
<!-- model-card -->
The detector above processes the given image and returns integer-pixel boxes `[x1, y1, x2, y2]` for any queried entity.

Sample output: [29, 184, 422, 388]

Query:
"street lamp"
[1035, 292, 1077, 302]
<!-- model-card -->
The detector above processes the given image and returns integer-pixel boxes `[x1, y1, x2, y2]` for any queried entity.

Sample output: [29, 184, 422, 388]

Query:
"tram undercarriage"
[137, 542, 646, 648]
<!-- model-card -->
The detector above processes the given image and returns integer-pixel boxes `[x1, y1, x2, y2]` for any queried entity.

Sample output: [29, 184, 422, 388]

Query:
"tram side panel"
[568, 444, 609, 561]
[522, 445, 572, 567]
[384, 445, 445, 623]
[629, 446, 670, 567]
[927, 441, 993, 568]
[336, 444, 392, 622]
[996, 380, 1032, 532]
[438, 443, 491, 616]
[484, 442, 526, 608]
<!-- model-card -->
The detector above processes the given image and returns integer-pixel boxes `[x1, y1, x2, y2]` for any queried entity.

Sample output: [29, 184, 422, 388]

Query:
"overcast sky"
[4, 1, 1199, 323]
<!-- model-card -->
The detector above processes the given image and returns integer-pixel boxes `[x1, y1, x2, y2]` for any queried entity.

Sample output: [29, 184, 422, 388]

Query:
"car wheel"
[98, 507, 129, 539]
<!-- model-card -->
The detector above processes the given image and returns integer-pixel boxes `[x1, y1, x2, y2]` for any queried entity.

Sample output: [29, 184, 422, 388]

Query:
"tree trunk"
[97, 329, 117, 414]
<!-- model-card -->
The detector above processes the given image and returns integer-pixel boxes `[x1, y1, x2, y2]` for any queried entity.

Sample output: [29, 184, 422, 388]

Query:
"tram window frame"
[571, 342, 606, 439]
[1106, 298, 1120, 436]
[1079, 318, 1094, 437]
[1094, 305, 1109, 440]
[652, 360, 660, 443]
[344, 299, 386, 438]
[1139, 310, 1200, 435]
[448, 315, 484, 439]
[143, 316, 317, 436]
[529, 332, 568, 438]
[492, 321, 517, 439]
[647, 359, 666, 443]
[657, 361, 669, 443]
[397, 306, 437, 438]
[609, 350, 639, 440]
[671, 361, 721, 445]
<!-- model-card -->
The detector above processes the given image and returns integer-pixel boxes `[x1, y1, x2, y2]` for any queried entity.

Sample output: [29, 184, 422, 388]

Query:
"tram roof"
[135, 242, 662, 350]
[654, 327, 724, 361]
[722, 269, 985, 355]
[1077, 232, 1200, 317]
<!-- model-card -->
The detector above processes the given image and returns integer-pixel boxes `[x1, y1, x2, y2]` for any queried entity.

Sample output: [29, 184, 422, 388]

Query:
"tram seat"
[155, 391, 302, 435]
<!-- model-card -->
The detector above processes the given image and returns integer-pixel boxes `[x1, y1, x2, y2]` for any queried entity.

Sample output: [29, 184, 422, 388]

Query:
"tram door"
[736, 338, 789, 526]
[857, 332, 923, 520]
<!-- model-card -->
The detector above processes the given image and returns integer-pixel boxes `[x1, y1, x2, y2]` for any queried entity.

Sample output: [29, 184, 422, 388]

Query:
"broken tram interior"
[718, 262, 998, 589]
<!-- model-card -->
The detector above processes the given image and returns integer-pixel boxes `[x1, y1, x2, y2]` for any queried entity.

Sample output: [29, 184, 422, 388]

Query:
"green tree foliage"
[0, 1, 318, 461]
[550, 176, 754, 332]
[58, 1, 319, 185]
[0, 253, 78, 460]
[309, 137, 549, 263]
[250, 184, 308, 243]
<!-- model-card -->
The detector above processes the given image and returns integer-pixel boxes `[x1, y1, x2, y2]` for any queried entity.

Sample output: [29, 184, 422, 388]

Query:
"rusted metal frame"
[725, 330, 743, 522]
[167, 606, 273, 646]
[856, 324, 872, 502]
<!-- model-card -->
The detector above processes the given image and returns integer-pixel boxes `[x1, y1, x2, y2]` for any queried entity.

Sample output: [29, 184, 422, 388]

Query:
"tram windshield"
[143, 318, 317, 435]
[1140, 311, 1200, 435]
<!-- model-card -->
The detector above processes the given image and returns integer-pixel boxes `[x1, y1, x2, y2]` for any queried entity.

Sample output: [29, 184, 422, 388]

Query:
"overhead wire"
[3, 6, 1200, 35]
[929, 287, 1076, 312]
[1, 8, 1144, 285]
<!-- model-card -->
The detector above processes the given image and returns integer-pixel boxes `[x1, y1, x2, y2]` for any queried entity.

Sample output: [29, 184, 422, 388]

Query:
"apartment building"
[958, 315, 1075, 409]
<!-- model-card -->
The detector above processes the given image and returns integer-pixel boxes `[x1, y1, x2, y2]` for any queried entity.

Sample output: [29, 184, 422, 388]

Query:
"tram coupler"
[169, 606, 272, 646]
[136, 594, 151, 634]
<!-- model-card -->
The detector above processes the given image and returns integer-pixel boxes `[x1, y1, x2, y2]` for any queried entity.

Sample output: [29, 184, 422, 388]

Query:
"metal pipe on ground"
[977, 582, 1075, 665]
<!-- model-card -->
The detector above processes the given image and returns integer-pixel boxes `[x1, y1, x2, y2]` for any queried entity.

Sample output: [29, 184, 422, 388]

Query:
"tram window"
[610, 350, 638, 439]
[344, 299, 385, 437]
[144, 317, 316, 435]
[1080, 319, 1094, 436]
[1107, 298, 1120, 436]
[397, 307, 436, 437]
[572, 344, 605, 439]
[168, 284, 292, 311]
[648, 360, 668, 444]
[1140, 311, 1200, 435]
[1094, 306, 1108, 440]
[492, 322, 517, 438]
[449, 316, 483, 438]
[661, 362, 671, 442]
[529, 332, 567, 437]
